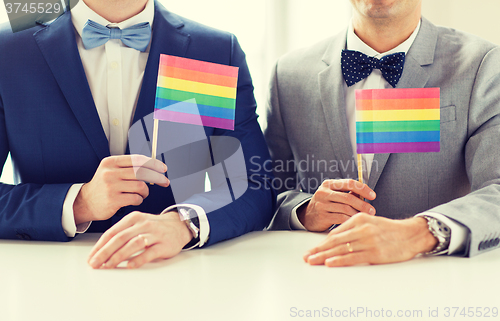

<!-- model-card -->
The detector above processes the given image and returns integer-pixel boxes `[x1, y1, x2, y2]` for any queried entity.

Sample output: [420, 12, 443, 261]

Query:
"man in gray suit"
[264, 0, 500, 267]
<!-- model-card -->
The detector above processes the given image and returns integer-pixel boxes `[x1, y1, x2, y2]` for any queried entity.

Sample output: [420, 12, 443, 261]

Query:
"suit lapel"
[131, 2, 190, 128]
[318, 29, 358, 179]
[367, 17, 438, 190]
[33, 11, 110, 160]
[33, 2, 192, 159]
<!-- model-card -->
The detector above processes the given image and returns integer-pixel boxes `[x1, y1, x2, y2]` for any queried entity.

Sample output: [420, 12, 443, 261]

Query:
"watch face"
[179, 208, 189, 220]
[179, 208, 197, 220]
[436, 221, 451, 236]
[424, 216, 451, 255]
[179, 208, 200, 229]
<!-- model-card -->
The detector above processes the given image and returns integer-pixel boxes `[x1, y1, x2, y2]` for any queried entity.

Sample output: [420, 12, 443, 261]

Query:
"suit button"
[16, 233, 24, 240]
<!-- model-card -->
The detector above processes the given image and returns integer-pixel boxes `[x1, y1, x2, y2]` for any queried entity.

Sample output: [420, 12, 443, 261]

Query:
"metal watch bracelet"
[422, 215, 451, 256]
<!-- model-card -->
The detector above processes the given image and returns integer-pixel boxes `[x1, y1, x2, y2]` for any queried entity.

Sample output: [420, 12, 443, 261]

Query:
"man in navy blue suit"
[0, 0, 275, 268]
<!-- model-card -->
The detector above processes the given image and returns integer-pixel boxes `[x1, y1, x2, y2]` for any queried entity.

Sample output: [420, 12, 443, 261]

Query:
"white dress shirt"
[290, 20, 467, 255]
[61, 0, 209, 248]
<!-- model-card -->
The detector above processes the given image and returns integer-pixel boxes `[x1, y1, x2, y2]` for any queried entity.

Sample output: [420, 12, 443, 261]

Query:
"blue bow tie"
[82, 20, 151, 52]
[341, 50, 405, 88]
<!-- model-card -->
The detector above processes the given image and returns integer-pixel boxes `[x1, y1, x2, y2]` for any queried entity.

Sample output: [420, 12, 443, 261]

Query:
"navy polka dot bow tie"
[341, 49, 406, 88]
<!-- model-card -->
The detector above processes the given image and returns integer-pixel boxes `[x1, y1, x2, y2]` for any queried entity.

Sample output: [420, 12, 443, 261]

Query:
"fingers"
[112, 156, 169, 186]
[322, 213, 352, 225]
[112, 154, 168, 173]
[88, 212, 144, 261]
[102, 233, 158, 269]
[325, 252, 370, 267]
[88, 212, 188, 269]
[104, 181, 148, 208]
[300, 182, 374, 231]
[127, 244, 171, 269]
[89, 225, 145, 269]
[323, 179, 376, 200]
[303, 213, 379, 266]
[118, 193, 146, 207]
[302, 214, 420, 267]
[113, 167, 169, 188]
[118, 180, 149, 199]
[306, 242, 365, 265]
[75, 155, 169, 222]
[326, 191, 376, 215]
[303, 222, 361, 260]
[326, 212, 370, 235]
[132, 167, 170, 187]
[300, 179, 376, 232]
[321, 199, 360, 217]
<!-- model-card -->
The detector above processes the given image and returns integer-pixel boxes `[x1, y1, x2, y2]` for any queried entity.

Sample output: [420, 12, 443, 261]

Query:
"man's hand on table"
[87, 211, 192, 269]
[297, 179, 377, 231]
[73, 155, 169, 225]
[303, 213, 438, 267]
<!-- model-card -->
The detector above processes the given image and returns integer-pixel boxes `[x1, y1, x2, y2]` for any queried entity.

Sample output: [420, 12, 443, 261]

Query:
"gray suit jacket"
[264, 17, 500, 257]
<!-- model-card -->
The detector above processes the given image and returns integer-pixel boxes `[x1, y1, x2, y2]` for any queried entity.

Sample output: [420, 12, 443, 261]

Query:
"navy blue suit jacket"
[0, 3, 275, 243]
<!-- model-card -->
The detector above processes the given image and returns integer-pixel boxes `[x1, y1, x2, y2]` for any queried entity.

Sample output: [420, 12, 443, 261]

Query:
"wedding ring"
[346, 242, 354, 253]
[137, 234, 149, 248]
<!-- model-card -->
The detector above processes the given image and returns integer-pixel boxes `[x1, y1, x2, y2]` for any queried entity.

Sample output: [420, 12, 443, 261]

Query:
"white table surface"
[1, 231, 499, 321]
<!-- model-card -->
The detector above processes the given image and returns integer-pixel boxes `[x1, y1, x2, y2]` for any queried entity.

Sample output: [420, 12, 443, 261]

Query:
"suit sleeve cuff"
[415, 211, 468, 255]
[162, 204, 209, 248]
[62, 183, 91, 237]
[290, 197, 311, 230]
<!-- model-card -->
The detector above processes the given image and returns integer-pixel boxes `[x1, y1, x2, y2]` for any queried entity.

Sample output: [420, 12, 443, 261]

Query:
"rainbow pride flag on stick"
[355, 88, 440, 154]
[154, 54, 239, 130]
[149, 55, 239, 168]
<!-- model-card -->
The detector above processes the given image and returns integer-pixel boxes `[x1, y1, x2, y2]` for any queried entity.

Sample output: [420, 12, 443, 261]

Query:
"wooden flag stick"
[150, 118, 159, 185]
[357, 153, 364, 200]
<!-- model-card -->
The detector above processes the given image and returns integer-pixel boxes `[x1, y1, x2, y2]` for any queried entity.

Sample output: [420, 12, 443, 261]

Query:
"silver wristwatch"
[178, 208, 200, 249]
[422, 215, 451, 255]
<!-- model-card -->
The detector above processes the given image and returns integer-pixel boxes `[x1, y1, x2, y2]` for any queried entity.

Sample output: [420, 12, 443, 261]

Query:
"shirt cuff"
[61, 183, 91, 237]
[290, 198, 312, 230]
[415, 211, 468, 255]
[161, 204, 209, 248]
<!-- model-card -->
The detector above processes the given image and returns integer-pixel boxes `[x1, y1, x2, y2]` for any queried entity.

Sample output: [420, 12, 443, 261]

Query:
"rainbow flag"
[356, 88, 440, 154]
[154, 54, 239, 130]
